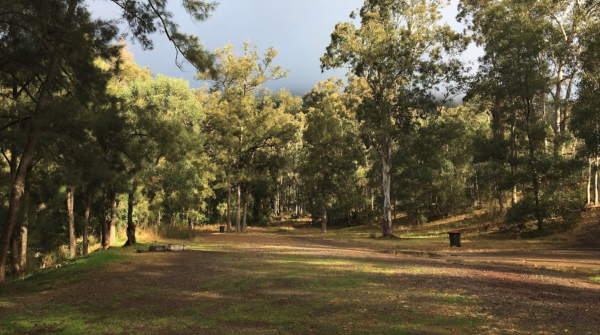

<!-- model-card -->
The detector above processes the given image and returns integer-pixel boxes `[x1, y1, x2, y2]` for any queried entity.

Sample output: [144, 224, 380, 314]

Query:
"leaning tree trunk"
[0, 126, 37, 282]
[124, 191, 136, 246]
[380, 143, 393, 237]
[235, 183, 241, 233]
[83, 189, 91, 255]
[67, 186, 76, 259]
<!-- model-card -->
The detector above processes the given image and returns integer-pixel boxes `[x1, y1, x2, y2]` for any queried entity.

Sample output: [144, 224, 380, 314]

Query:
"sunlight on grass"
[2, 214, 597, 335]
[0, 300, 16, 307]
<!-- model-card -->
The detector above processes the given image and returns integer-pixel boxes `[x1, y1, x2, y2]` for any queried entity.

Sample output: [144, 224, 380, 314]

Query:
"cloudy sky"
[88, 0, 480, 96]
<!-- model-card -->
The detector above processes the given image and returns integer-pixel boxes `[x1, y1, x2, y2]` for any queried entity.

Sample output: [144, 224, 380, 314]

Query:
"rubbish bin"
[447, 230, 461, 247]
[219, 225, 225, 233]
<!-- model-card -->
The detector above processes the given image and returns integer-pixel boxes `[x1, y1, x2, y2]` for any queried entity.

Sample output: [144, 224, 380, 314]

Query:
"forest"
[1, 0, 599, 287]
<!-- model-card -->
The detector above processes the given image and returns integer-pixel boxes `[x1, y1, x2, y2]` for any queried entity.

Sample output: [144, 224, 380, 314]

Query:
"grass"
[1, 211, 598, 334]
[0, 238, 486, 334]
[0, 245, 133, 297]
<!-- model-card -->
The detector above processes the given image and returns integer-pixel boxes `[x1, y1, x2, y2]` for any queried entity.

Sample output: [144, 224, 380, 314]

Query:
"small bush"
[506, 196, 536, 224]
[40, 245, 70, 269]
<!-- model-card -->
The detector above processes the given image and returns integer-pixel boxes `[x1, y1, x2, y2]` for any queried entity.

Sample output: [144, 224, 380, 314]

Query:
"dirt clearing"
[1, 231, 599, 334]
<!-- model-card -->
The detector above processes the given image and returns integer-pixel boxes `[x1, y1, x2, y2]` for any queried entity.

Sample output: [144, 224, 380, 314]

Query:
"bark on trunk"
[83, 189, 91, 255]
[274, 183, 279, 216]
[381, 144, 393, 237]
[101, 202, 108, 249]
[532, 170, 543, 231]
[0, 127, 37, 282]
[226, 184, 232, 232]
[321, 195, 327, 233]
[9, 233, 20, 277]
[595, 155, 598, 206]
[68, 186, 76, 259]
[587, 157, 592, 205]
[294, 186, 299, 217]
[110, 196, 117, 246]
[553, 64, 563, 156]
[242, 192, 248, 231]
[235, 183, 241, 233]
[124, 191, 136, 246]
[20, 181, 30, 273]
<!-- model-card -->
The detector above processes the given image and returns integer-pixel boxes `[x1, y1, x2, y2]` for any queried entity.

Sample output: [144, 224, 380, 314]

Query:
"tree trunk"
[83, 189, 92, 255]
[294, 186, 299, 217]
[110, 197, 117, 246]
[475, 170, 481, 206]
[587, 157, 592, 205]
[553, 64, 564, 156]
[321, 195, 327, 233]
[274, 183, 279, 216]
[9, 233, 20, 277]
[595, 155, 598, 206]
[235, 183, 241, 233]
[532, 170, 543, 231]
[226, 184, 232, 232]
[101, 198, 109, 249]
[20, 180, 30, 273]
[242, 192, 248, 231]
[0, 126, 38, 282]
[124, 191, 136, 246]
[381, 144, 393, 237]
[68, 186, 76, 259]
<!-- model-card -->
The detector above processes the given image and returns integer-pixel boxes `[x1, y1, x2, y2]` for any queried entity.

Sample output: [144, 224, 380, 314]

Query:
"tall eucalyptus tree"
[321, 0, 467, 237]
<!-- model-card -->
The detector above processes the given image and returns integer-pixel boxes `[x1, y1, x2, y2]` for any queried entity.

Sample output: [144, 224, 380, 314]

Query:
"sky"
[88, 0, 481, 97]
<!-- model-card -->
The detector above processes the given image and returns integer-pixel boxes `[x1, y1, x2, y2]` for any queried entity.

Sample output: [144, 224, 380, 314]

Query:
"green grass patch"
[0, 300, 16, 307]
[2, 223, 591, 335]
[1, 246, 132, 297]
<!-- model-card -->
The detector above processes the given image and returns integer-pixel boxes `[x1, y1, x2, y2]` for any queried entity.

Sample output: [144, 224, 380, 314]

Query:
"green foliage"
[321, 0, 468, 235]
[200, 42, 300, 228]
[300, 78, 365, 227]
[395, 107, 482, 219]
